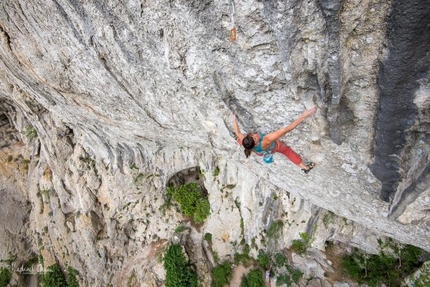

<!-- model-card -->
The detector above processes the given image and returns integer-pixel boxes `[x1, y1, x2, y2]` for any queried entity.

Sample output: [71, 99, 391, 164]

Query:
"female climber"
[233, 106, 317, 173]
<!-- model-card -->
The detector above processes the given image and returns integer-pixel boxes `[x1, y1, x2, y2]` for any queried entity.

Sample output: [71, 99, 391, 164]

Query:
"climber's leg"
[273, 141, 302, 165]
[274, 141, 314, 173]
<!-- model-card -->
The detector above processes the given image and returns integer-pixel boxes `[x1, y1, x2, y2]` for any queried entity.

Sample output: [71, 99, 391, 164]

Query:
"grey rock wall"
[0, 0, 429, 285]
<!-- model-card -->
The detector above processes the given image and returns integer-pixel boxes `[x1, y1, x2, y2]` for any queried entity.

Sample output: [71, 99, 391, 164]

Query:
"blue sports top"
[253, 134, 276, 153]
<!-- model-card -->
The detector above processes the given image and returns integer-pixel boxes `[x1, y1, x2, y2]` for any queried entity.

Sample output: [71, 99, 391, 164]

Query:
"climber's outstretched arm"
[265, 106, 317, 143]
[232, 114, 245, 141]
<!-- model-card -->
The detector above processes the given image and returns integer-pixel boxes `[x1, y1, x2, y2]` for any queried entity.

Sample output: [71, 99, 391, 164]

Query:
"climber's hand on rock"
[304, 106, 317, 118]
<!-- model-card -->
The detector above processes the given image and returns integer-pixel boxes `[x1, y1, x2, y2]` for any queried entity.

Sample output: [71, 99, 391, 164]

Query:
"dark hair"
[242, 134, 255, 158]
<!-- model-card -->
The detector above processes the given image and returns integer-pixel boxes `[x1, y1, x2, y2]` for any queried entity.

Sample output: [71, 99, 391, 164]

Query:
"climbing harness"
[263, 150, 274, 164]
[263, 142, 275, 164]
[254, 135, 275, 164]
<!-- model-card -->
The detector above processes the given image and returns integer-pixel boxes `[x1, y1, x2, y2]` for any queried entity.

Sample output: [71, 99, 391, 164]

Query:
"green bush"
[276, 273, 292, 286]
[291, 232, 311, 255]
[266, 220, 283, 239]
[241, 268, 264, 287]
[163, 244, 198, 287]
[24, 125, 38, 141]
[194, 198, 210, 223]
[234, 244, 253, 266]
[286, 265, 303, 284]
[167, 183, 210, 223]
[213, 167, 220, 177]
[0, 267, 12, 287]
[67, 266, 79, 287]
[274, 253, 287, 268]
[40, 264, 79, 287]
[322, 211, 336, 228]
[204, 233, 212, 242]
[174, 225, 187, 233]
[23, 257, 39, 269]
[212, 262, 232, 287]
[257, 250, 270, 270]
[271, 252, 302, 286]
[42, 264, 67, 287]
[341, 240, 422, 287]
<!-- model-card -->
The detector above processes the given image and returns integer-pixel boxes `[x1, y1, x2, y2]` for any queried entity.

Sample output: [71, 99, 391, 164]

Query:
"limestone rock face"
[0, 0, 429, 286]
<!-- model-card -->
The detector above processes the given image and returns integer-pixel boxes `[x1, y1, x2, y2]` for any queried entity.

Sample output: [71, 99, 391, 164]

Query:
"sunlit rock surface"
[0, 0, 429, 286]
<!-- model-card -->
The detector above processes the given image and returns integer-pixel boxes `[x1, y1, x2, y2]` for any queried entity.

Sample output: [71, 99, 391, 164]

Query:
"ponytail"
[242, 134, 255, 158]
[244, 148, 252, 158]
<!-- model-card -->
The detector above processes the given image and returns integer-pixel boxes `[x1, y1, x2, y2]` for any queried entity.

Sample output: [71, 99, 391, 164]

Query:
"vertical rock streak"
[316, 0, 343, 144]
[371, 0, 430, 202]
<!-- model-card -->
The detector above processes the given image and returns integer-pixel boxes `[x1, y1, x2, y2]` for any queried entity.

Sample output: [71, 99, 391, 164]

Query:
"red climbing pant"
[273, 141, 302, 165]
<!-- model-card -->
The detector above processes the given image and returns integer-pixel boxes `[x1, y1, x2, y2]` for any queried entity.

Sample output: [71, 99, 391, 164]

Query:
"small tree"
[0, 267, 12, 287]
[291, 232, 311, 255]
[212, 262, 232, 287]
[167, 183, 210, 223]
[257, 250, 270, 270]
[341, 240, 423, 287]
[42, 264, 67, 287]
[67, 266, 80, 287]
[266, 220, 283, 240]
[241, 268, 264, 287]
[163, 244, 198, 287]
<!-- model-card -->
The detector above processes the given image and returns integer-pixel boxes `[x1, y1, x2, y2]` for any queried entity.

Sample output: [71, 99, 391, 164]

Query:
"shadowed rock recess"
[0, 0, 429, 286]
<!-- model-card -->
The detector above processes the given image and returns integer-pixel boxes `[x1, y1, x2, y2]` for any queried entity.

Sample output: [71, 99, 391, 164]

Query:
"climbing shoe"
[302, 162, 315, 174]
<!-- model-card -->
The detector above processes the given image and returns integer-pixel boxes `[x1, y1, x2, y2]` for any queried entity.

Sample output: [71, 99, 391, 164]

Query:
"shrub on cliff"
[42, 264, 67, 287]
[341, 239, 423, 287]
[163, 244, 198, 287]
[241, 268, 264, 287]
[41, 264, 80, 287]
[212, 262, 232, 287]
[167, 182, 210, 223]
[66, 266, 79, 287]
[0, 267, 12, 287]
[291, 232, 312, 255]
